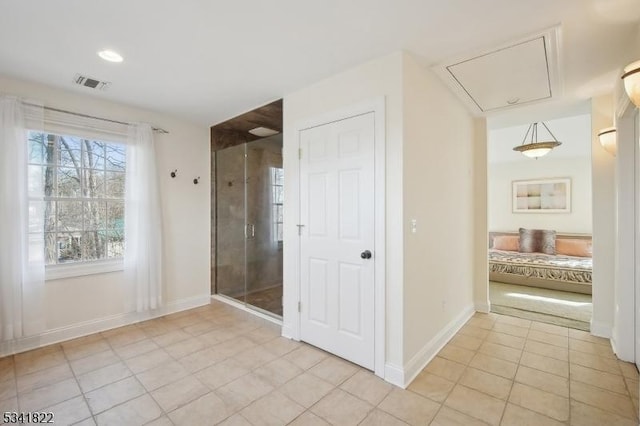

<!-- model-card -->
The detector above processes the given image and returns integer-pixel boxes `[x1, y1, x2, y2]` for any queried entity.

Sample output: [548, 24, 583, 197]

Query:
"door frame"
[284, 97, 386, 378]
[614, 95, 637, 362]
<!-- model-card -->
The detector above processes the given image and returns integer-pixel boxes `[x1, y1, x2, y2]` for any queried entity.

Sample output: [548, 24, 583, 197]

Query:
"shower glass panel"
[246, 136, 283, 316]
[215, 144, 247, 304]
[215, 134, 283, 317]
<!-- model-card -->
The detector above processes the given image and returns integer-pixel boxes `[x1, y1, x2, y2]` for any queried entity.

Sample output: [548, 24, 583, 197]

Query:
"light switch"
[410, 219, 417, 234]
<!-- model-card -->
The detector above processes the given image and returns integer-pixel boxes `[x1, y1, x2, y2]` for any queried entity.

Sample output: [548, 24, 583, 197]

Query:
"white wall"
[473, 120, 490, 312]
[0, 75, 210, 350]
[612, 89, 638, 361]
[402, 55, 476, 372]
[488, 157, 593, 233]
[591, 93, 616, 338]
[282, 52, 405, 371]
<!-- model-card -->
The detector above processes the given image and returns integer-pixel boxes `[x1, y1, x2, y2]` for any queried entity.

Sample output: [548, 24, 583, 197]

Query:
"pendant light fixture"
[621, 60, 640, 107]
[513, 122, 562, 159]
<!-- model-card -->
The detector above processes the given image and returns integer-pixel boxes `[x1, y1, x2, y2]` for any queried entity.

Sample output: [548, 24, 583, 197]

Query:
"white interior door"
[299, 112, 375, 370]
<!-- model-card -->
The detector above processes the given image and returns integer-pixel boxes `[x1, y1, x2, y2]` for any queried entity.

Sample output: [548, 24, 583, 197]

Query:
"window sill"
[46, 259, 124, 281]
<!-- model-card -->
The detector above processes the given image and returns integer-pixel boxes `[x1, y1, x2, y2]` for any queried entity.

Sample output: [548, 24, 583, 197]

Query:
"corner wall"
[401, 54, 476, 381]
[591, 94, 616, 337]
[0, 75, 211, 351]
[473, 119, 489, 312]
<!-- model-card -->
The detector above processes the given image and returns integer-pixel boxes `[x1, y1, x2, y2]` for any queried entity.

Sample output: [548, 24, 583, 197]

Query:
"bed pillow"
[556, 238, 592, 257]
[492, 235, 520, 251]
[519, 228, 556, 255]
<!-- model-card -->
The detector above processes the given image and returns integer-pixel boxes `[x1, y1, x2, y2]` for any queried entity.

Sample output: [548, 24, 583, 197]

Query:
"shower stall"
[214, 134, 283, 317]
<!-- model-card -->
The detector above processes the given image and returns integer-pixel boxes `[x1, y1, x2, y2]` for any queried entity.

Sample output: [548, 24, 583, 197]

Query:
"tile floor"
[0, 302, 638, 425]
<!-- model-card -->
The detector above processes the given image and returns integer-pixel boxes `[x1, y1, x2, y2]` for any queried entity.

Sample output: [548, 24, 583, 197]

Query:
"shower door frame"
[213, 136, 284, 322]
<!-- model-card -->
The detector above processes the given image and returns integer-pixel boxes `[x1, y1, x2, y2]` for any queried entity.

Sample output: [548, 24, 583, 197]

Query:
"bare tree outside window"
[27, 131, 126, 265]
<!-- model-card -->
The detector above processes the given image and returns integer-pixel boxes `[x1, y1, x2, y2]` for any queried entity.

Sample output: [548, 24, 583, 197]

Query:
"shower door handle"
[245, 224, 255, 239]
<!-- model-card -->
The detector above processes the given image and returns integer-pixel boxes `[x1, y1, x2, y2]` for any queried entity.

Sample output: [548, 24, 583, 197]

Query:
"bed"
[489, 231, 593, 294]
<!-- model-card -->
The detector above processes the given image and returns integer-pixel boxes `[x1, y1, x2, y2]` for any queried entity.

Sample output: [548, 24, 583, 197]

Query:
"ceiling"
[0, 0, 638, 127]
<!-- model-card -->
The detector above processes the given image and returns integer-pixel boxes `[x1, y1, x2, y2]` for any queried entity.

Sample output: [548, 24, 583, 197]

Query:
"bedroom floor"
[1, 302, 637, 425]
[489, 281, 592, 331]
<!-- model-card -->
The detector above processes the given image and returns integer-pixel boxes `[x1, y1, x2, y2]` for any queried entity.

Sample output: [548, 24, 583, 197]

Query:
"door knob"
[360, 250, 372, 259]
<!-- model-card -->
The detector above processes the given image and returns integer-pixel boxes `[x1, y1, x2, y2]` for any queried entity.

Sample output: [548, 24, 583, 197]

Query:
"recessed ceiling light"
[97, 49, 123, 63]
[248, 127, 279, 137]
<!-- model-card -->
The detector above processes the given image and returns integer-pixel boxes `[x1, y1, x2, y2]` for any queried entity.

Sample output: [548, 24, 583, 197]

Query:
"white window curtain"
[0, 96, 45, 346]
[124, 123, 163, 312]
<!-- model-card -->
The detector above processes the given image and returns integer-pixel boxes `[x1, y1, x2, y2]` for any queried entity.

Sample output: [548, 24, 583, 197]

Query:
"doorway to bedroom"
[487, 112, 593, 330]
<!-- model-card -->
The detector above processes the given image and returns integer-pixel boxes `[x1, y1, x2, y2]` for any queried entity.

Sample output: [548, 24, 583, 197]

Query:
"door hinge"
[298, 301, 301, 313]
[298, 148, 302, 159]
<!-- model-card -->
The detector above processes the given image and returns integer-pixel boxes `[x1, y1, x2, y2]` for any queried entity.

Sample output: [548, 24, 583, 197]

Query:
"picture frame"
[512, 178, 571, 213]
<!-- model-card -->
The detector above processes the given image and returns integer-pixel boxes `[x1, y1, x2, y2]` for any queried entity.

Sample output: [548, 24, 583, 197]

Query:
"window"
[270, 167, 284, 243]
[28, 131, 126, 266]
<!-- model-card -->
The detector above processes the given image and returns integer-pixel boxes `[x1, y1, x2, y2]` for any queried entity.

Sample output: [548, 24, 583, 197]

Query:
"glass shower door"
[245, 135, 283, 316]
[215, 144, 247, 305]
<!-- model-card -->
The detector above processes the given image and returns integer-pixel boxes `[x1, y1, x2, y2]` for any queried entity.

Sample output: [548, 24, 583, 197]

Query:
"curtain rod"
[29, 103, 169, 134]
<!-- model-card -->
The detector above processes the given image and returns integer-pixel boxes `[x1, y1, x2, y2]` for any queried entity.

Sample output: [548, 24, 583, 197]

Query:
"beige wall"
[282, 51, 405, 368]
[401, 54, 476, 366]
[0, 75, 211, 337]
[473, 119, 489, 312]
[488, 157, 593, 234]
[591, 93, 616, 337]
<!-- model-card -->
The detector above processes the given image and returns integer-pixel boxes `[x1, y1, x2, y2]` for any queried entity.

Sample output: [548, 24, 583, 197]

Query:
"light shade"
[513, 141, 560, 158]
[97, 49, 124, 63]
[622, 60, 640, 107]
[513, 122, 562, 159]
[598, 127, 617, 156]
[248, 127, 279, 137]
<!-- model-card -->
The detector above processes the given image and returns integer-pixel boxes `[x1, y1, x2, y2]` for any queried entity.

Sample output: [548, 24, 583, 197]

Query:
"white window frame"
[27, 127, 128, 281]
[270, 166, 284, 245]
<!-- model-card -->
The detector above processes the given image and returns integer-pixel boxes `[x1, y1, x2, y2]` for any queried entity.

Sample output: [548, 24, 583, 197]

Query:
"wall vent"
[73, 74, 111, 91]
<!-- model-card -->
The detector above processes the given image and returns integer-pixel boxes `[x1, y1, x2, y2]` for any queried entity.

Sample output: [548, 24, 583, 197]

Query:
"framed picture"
[512, 178, 571, 213]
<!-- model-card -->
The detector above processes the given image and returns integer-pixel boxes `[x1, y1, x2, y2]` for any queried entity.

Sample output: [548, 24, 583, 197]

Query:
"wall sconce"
[622, 60, 640, 107]
[597, 127, 617, 156]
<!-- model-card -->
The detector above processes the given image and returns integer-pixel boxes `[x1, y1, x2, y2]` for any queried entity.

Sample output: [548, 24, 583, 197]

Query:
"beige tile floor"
[0, 302, 638, 425]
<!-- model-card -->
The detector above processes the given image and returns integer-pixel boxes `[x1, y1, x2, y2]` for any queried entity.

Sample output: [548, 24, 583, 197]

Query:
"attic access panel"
[434, 27, 561, 114]
[448, 37, 550, 112]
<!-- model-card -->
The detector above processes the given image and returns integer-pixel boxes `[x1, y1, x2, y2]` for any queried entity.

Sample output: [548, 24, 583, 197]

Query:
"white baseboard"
[281, 324, 296, 341]
[383, 363, 405, 388]
[590, 319, 612, 338]
[400, 304, 475, 388]
[383, 305, 475, 388]
[0, 294, 211, 358]
[475, 301, 491, 313]
[211, 295, 283, 327]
